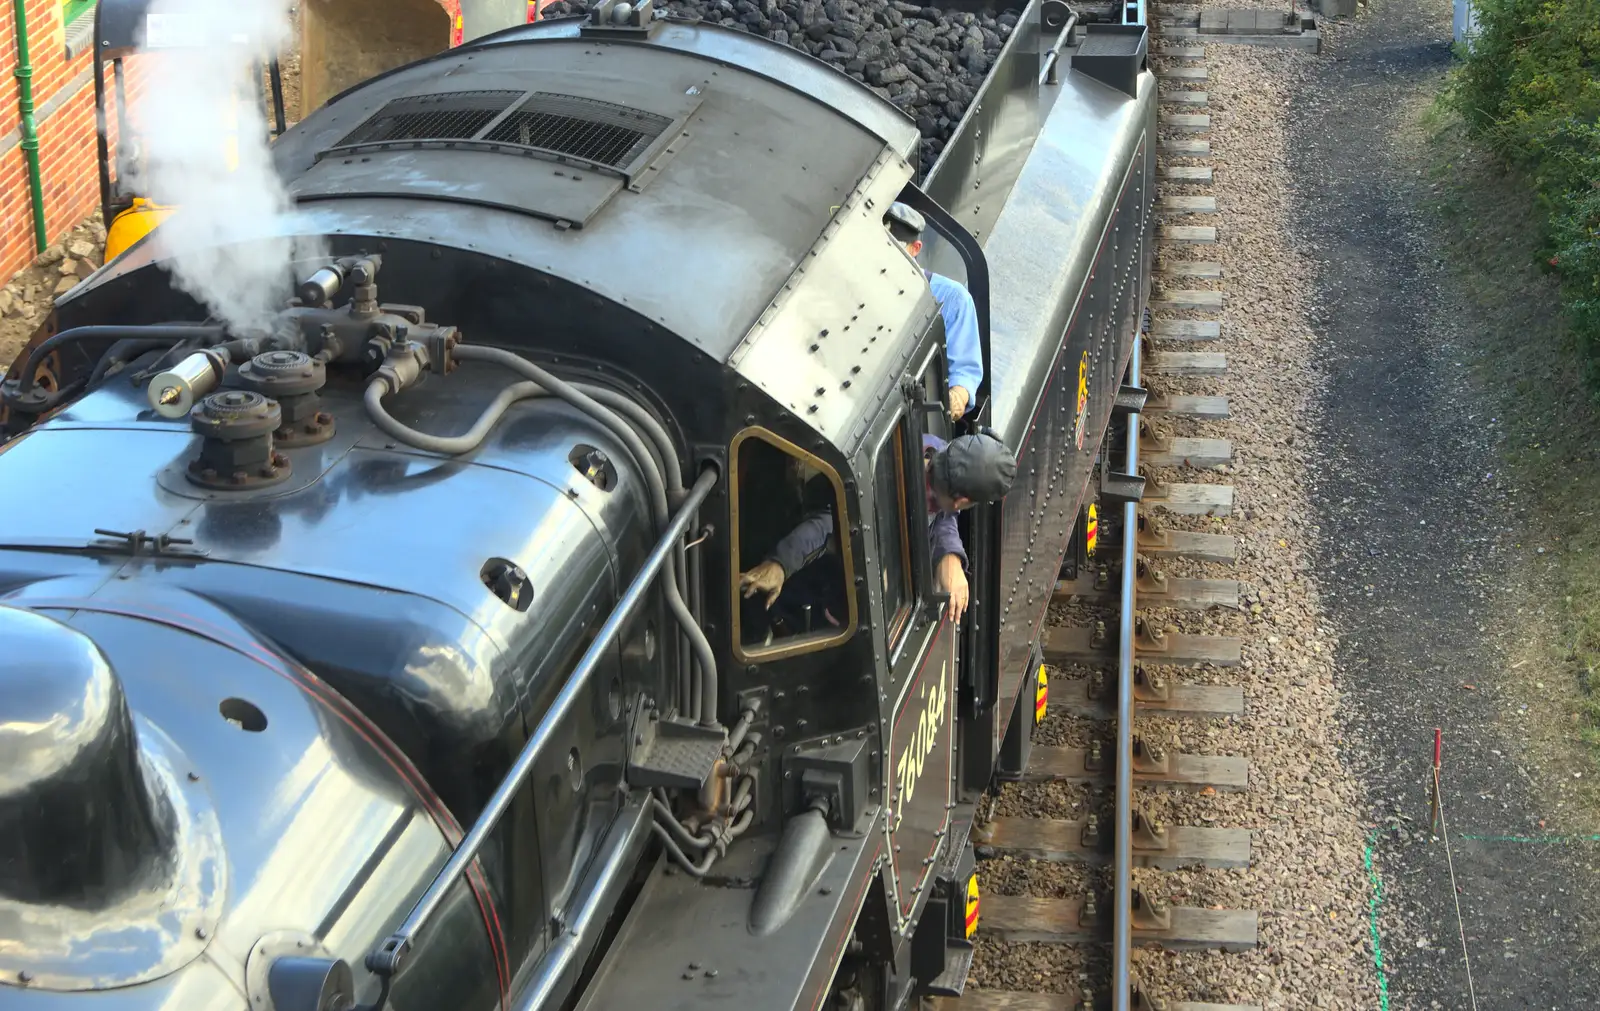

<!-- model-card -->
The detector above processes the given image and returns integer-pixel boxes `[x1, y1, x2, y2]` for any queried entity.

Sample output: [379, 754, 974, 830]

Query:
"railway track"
[934, 17, 1265, 1010]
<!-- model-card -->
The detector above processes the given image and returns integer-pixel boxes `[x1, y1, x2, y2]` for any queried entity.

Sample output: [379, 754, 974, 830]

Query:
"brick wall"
[0, 0, 112, 280]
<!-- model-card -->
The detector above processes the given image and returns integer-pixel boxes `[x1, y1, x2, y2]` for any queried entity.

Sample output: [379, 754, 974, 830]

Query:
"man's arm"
[929, 510, 971, 623]
[768, 510, 836, 578]
[741, 510, 836, 608]
[929, 274, 985, 405]
[929, 511, 967, 571]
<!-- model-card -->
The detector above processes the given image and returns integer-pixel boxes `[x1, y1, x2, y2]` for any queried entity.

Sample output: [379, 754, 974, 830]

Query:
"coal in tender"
[537, 0, 1021, 174]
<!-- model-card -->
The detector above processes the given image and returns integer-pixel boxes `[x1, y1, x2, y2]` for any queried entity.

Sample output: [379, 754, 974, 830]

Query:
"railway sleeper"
[978, 892, 1259, 952]
[1146, 351, 1228, 377]
[1150, 318, 1222, 340]
[1020, 741, 1250, 792]
[941, 987, 1262, 1011]
[1043, 620, 1243, 667]
[1157, 257, 1223, 277]
[978, 812, 1252, 870]
[1159, 224, 1217, 245]
[1135, 513, 1238, 563]
[1047, 670, 1245, 720]
[1056, 565, 1240, 611]
[1143, 436, 1233, 469]
[1157, 195, 1218, 214]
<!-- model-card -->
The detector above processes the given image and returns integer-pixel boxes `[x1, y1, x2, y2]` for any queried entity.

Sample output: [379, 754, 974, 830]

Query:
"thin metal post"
[368, 465, 720, 978]
[1112, 337, 1141, 1011]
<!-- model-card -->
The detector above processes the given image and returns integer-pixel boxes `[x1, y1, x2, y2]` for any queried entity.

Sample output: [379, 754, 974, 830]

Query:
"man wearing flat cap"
[883, 201, 984, 423]
[740, 429, 1017, 629]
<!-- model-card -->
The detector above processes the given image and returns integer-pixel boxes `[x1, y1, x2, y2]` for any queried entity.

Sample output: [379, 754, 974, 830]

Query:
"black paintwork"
[0, 6, 1153, 1011]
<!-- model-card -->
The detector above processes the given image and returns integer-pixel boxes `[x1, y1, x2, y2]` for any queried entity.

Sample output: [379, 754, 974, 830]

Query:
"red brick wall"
[0, 1, 113, 279]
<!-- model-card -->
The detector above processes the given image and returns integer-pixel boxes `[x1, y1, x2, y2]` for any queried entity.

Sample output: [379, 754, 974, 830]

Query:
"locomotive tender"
[0, 3, 1154, 1009]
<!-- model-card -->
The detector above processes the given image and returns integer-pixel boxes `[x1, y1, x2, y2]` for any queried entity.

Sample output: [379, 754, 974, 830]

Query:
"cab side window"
[732, 429, 856, 661]
[873, 418, 915, 653]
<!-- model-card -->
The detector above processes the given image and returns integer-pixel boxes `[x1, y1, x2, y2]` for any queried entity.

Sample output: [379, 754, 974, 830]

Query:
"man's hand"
[936, 553, 969, 624]
[949, 385, 971, 421]
[739, 560, 786, 609]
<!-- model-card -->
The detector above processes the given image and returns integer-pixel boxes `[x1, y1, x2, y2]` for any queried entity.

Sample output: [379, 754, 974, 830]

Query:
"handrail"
[1112, 338, 1141, 1011]
[366, 463, 722, 983]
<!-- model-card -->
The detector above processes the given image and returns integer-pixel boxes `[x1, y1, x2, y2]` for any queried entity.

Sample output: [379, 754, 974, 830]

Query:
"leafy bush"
[1448, 0, 1600, 384]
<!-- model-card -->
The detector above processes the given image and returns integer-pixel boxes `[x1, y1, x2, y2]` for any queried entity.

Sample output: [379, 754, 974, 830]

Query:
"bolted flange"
[186, 390, 292, 491]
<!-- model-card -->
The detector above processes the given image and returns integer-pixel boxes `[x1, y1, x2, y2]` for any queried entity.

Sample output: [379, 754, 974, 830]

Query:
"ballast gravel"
[968, 37, 1384, 1010]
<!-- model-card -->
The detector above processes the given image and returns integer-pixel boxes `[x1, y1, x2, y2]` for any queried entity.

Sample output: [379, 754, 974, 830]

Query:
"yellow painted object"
[105, 199, 176, 262]
[1034, 663, 1048, 726]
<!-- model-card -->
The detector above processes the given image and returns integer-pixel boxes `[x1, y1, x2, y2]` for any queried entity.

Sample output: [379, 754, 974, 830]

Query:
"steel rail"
[1113, 337, 1142, 1011]
[367, 463, 721, 979]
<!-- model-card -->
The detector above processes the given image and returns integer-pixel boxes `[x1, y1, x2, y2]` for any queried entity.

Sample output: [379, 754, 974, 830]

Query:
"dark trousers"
[741, 553, 847, 644]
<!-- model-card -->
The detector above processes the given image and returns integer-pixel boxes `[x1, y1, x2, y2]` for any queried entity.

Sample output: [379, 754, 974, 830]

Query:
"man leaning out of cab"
[740, 429, 1017, 629]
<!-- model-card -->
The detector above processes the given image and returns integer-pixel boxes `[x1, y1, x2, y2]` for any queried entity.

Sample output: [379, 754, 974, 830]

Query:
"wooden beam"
[983, 816, 1252, 870]
[980, 894, 1259, 952]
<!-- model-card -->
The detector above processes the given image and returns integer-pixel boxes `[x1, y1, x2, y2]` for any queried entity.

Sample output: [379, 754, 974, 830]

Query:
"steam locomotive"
[0, 2, 1154, 1009]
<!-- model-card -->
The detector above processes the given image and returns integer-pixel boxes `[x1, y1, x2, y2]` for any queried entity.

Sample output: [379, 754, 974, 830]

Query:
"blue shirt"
[926, 271, 984, 398]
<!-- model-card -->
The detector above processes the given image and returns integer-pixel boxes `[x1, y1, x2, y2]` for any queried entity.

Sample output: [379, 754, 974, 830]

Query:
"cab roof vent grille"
[483, 93, 674, 170]
[336, 90, 526, 146]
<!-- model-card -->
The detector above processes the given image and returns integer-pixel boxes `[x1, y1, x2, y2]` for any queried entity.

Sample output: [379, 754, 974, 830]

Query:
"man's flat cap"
[933, 429, 1017, 503]
[885, 201, 927, 236]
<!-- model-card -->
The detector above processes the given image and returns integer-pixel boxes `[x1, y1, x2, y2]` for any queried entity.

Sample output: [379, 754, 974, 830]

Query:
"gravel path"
[969, 29, 1383, 1009]
[1287, 0, 1600, 1005]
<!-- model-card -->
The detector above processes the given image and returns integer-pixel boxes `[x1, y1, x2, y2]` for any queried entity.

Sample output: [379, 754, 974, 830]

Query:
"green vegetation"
[1409, 93, 1600, 747]
[1446, 0, 1600, 387]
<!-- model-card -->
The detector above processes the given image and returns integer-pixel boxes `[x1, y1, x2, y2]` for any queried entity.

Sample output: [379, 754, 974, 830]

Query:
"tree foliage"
[1448, 0, 1600, 384]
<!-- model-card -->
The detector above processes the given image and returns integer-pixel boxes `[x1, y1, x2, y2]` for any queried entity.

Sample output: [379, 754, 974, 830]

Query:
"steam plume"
[126, 0, 323, 335]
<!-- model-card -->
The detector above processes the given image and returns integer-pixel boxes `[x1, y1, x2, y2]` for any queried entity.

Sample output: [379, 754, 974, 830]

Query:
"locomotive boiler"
[0, 2, 1155, 1009]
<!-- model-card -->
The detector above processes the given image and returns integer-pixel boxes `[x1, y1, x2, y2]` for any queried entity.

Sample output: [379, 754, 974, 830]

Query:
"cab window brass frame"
[729, 426, 859, 664]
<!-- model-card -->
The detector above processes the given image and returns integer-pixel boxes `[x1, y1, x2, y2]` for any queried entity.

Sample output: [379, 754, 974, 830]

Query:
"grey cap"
[885, 201, 927, 237]
[931, 429, 1017, 504]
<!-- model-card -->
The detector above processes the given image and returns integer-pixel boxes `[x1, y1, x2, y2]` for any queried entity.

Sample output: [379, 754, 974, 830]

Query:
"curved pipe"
[88, 340, 176, 389]
[8, 325, 224, 395]
[365, 378, 545, 455]
[452, 345, 719, 727]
